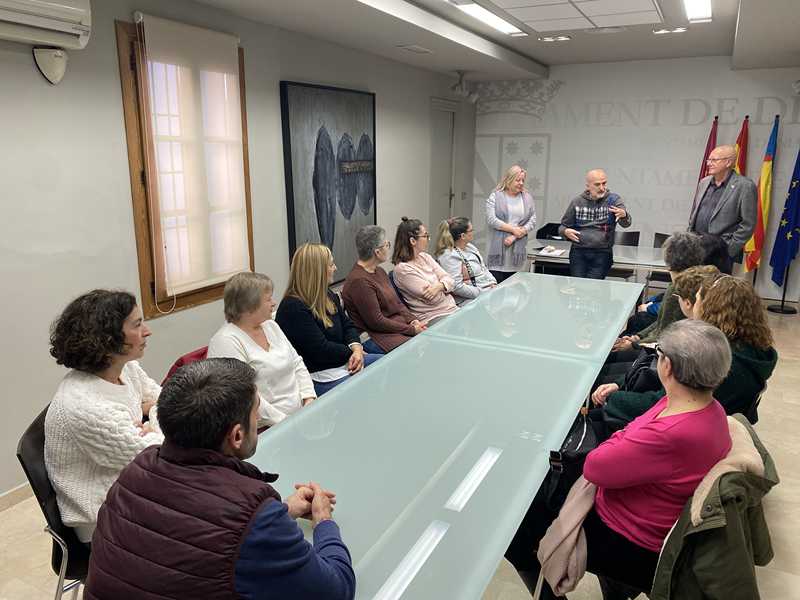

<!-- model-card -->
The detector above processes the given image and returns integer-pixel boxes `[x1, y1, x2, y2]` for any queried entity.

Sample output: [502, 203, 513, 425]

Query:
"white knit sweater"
[44, 361, 164, 542]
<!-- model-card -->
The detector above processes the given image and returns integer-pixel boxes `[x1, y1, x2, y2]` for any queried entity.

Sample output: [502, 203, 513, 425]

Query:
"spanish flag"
[734, 116, 749, 175]
[744, 116, 780, 272]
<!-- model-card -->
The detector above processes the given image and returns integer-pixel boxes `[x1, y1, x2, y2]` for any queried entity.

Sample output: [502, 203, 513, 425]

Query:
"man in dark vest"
[84, 358, 355, 600]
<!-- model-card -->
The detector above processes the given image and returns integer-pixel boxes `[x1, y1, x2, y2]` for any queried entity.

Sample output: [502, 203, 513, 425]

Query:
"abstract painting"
[280, 81, 376, 282]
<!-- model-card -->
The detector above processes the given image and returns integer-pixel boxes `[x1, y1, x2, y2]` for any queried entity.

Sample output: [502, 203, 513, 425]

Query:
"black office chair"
[643, 232, 672, 296]
[16, 406, 89, 600]
[535, 222, 562, 240]
[388, 269, 412, 309]
[607, 231, 640, 281]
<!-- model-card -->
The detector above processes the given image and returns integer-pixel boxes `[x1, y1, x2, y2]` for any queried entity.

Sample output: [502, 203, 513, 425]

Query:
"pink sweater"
[584, 396, 731, 552]
[393, 253, 458, 325]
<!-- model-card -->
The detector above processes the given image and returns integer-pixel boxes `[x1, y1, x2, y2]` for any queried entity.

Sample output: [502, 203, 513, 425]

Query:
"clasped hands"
[612, 334, 639, 352]
[504, 225, 527, 247]
[285, 481, 337, 527]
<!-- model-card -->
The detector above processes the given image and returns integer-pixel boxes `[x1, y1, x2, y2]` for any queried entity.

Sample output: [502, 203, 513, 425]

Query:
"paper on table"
[538, 246, 566, 257]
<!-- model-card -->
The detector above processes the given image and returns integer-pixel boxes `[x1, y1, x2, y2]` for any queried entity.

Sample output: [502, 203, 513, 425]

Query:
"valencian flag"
[769, 145, 800, 287]
[698, 116, 719, 182]
[734, 115, 749, 175]
[744, 116, 779, 272]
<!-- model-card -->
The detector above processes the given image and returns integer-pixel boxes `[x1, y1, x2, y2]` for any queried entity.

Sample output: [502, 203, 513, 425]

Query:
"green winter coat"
[649, 415, 779, 599]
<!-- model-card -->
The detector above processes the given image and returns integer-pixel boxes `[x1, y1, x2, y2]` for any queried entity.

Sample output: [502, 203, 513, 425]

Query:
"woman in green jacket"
[594, 271, 777, 424]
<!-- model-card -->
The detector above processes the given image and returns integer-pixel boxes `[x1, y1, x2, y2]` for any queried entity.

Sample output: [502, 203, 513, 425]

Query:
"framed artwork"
[279, 81, 376, 283]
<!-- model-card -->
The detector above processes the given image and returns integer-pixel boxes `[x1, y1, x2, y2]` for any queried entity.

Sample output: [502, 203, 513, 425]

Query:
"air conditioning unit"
[0, 0, 91, 50]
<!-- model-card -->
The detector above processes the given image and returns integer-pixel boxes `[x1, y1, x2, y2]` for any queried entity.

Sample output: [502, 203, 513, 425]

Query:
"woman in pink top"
[391, 217, 458, 325]
[507, 320, 732, 598]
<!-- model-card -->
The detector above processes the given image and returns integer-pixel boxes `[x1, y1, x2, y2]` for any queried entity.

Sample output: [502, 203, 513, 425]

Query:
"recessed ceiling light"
[445, 1, 523, 35]
[510, 32, 529, 37]
[653, 26, 688, 34]
[584, 27, 627, 35]
[682, 0, 712, 23]
[396, 44, 434, 54]
[538, 35, 571, 42]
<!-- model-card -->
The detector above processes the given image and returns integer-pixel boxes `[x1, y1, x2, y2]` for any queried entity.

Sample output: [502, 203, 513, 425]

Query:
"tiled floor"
[2, 308, 798, 600]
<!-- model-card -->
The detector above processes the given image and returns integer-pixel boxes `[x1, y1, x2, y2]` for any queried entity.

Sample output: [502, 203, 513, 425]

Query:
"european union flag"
[769, 146, 800, 286]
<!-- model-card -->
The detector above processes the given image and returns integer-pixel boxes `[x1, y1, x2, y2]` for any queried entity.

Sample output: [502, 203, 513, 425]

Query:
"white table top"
[528, 238, 666, 270]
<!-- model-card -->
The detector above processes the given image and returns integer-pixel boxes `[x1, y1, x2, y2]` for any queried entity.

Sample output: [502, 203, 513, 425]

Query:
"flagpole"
[768, 262, 798, 314]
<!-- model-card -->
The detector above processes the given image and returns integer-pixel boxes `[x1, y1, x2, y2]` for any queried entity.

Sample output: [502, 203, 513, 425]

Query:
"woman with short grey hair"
[508, 319, 733, 596]
[342, 225, 426, 353]
[208, 271, 316, 426]
[613, 231, 704, 354]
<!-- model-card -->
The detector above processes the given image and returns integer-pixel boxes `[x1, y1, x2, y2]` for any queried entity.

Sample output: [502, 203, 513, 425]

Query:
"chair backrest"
[16, 406, 90, 580]
[614, 230, 640, 247]
[388, 269, 411, 309]
[653, 232, 669, 249]
[162, 346, 209, 385]
[535, 222, 561, 240]
[744, 381, 767, 425]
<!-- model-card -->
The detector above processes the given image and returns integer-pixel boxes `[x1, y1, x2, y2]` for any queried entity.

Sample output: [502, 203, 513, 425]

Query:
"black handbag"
[621, 346, 660, 393]
[542, 400, 599, 512]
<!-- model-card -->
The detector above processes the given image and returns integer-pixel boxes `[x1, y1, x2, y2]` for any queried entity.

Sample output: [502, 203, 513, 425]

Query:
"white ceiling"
[733, 0, 800, 69]
[194, 0, 800, 80]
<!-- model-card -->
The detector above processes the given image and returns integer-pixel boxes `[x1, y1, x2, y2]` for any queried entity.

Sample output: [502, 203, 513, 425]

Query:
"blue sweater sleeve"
[646, 301, 661, 315]
[235, 500, 356, 600]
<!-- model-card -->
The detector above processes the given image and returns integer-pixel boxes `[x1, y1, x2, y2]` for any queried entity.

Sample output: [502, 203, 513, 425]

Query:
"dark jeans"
[569, 247, 613, 280]
[623, 311, 657, 337]
[312, 353, 382, 396]
[362, 339, 385, 355]
[490, 270, 517, 284]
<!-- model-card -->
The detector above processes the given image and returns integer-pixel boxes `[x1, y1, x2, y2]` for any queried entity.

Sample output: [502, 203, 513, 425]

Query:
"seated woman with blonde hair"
[392, 217, 458, 325]
[434, 217, 497, 304]
[277, 243, 382, 396]
[208, 272, 315, 424]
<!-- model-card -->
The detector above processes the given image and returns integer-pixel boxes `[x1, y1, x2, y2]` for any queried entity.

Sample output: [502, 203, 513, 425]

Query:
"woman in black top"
[276, 243, 382, 396]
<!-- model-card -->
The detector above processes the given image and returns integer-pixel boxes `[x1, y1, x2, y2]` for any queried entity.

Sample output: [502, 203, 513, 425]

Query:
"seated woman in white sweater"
[207, 272, 316, 425]
[44, 290, 164, 544]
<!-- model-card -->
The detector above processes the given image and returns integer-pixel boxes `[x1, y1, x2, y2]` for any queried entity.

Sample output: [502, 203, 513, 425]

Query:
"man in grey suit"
[688, 144, 757, 273]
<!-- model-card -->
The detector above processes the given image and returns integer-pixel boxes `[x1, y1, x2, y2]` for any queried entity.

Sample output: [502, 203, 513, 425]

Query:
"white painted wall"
[472, 56, 800, 300]
[0, 0, 474, 494]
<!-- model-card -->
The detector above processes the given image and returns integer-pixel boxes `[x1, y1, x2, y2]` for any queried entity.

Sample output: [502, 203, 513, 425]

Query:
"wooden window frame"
[114, 20, 255, 319]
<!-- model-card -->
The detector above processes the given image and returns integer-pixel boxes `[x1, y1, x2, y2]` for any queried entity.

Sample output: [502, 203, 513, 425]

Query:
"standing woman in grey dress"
[485, 165, 536, 283]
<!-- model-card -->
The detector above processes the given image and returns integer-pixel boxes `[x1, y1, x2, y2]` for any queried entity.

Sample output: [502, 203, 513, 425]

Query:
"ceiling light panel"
[506, 3, 582, 21]
[455, 3, 522, 34]
[591, 10, 660, 26]
[574, 0, 657, 17]
[491, 0, 569, 7]
[682, 0, 712, 23]
[526, 16, 594, 31]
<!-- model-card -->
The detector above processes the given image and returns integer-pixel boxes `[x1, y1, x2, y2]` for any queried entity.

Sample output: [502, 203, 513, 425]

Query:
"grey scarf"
[488, 190, 534, 268]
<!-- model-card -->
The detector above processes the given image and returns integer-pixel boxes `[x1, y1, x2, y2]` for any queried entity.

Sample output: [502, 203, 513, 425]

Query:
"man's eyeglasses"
[415, 233, 431, 239]
[706, 157, 734, 163]
[380, 241, 391, 249]
[654, 343, 665, 358]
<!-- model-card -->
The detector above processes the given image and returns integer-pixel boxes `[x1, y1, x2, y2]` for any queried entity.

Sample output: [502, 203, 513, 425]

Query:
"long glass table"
[251, 273, 643, 599]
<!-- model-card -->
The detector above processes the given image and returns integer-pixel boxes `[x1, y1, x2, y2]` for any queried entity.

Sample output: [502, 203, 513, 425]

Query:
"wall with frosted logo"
[472, 56, 800, 300]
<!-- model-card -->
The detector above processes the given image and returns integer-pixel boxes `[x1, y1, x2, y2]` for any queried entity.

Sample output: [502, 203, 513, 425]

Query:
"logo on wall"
[473, 79, 563, 118]
[473, 79, 563, 223]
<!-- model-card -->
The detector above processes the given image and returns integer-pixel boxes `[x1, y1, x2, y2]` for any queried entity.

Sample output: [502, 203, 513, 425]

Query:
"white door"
[429, 103, 456, 232]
